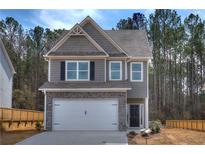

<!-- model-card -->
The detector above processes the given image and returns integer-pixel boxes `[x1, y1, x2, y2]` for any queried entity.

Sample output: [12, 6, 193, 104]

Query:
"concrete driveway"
[17, 131, 128, 145]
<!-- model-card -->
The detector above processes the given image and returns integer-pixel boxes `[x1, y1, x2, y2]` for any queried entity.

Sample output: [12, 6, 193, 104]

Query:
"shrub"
[35, 121, 42, 131]
[129, 131, 137, 136]
[127, 131, 138, 138]
[149, 120, 162, 133]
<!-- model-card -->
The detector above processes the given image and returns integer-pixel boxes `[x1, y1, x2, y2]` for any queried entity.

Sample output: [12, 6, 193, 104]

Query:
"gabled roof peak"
[69, 24, 86, 35]
[0, 39, 15, 74]
[45, 22, 109, 57]
[80, 16, 129, 57]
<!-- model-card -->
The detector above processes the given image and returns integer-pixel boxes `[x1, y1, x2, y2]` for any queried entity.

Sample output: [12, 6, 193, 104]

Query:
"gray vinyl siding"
[94, 60, 105, 82]
[127, 61, 148, 98]
[105, 60, 147, 98]
[50, 59, 148, 98]
[50, 59, 105, 82]
[50, 35, 105, 56]
[0, 45, 13, 108]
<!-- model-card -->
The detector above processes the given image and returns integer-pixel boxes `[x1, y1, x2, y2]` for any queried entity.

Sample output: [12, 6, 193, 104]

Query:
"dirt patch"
[0, 130, 41, 145]
[128, 128, 205, 145]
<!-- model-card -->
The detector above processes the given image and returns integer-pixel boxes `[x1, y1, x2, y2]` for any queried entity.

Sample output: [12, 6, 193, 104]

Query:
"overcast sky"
[0, 9, 205, 30]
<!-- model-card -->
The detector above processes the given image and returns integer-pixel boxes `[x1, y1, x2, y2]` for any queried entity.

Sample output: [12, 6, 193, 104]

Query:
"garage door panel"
[52, 99, 118, 130]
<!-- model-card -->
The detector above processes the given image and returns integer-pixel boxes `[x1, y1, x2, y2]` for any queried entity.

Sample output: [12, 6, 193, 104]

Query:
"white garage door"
[52, 98, 118, 130]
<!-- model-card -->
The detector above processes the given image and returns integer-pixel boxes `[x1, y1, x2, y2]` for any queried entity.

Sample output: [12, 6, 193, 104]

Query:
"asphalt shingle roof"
[39, 81, 132, 90]
[105, 30, 151, 57]
[82, 22, 127, 57]
[47, 28, 151, 57]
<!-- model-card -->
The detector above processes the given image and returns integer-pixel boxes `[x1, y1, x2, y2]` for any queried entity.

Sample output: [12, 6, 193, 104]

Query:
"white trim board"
[45, 55, 108, 60]
[39, 88, 132, 92]
[125, 61, 127, 80]
[48, 60, 51, 82]
[46, 56, 152, 60]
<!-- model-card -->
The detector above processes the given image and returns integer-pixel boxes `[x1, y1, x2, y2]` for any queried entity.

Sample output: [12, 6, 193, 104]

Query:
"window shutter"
[90, 61, 95, 80]
[60, 61, 65, 81]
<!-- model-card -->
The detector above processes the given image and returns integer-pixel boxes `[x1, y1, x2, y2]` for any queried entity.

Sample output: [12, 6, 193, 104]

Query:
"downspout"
[43, 90, 47, 130]
[145, 60, 150, 128]
[104, 58, 106, 82]
[48, 59, 51, 82]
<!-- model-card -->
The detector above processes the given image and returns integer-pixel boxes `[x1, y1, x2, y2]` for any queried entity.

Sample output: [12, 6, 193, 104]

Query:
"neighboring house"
[0, 39, 15, 108]
[39, 16, 151, 131]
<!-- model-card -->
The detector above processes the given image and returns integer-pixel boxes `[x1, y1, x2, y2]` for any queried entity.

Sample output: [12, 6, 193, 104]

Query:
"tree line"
[0, 17, 64, 110]
[0, 10, 205, 120]
[116, 10, 205, 120]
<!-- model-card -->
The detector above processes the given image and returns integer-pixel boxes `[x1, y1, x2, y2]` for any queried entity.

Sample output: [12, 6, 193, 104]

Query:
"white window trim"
[65, 60, 90, 81]
[130, 62, 143, 82]
[109, 61, 122, 81]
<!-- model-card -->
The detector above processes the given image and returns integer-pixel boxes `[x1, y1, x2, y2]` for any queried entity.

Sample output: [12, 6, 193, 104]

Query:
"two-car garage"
[52, 98, 119, 131]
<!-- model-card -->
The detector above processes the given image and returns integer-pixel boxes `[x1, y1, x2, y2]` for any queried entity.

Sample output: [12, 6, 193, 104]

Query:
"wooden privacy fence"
[166, 120, 205, 131]
[0, 108, 44, 129]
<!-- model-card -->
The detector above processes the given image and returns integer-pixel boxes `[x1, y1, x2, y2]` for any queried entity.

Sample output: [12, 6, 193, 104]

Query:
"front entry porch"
[127, 98, 148, 129]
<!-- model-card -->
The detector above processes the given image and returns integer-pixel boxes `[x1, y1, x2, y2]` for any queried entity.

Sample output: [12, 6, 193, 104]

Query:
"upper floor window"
[131, 62, 143, 82]
[109, 61, 122, 80]
[66, 61, 89, 81]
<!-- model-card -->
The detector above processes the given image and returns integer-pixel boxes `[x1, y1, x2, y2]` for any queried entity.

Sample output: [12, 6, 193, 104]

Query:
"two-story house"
[0, 39, 15, 108]
[39, 16, 151, 131]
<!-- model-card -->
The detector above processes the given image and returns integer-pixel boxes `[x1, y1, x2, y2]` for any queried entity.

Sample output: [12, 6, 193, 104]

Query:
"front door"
[129, 105, 140, 127]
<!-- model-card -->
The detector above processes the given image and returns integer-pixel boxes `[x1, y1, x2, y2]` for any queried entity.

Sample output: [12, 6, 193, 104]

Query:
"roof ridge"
[104, 29, 146, 32]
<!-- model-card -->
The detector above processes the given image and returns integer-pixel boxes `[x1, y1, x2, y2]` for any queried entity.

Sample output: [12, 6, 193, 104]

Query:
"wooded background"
[0, 9, 205, 120]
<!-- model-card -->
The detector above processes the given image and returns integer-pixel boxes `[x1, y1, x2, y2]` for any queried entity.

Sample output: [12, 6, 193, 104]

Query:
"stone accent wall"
[46, 92, 127, 131]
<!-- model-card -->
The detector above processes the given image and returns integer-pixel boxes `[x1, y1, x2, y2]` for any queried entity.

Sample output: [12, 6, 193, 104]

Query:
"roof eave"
[39, 87, 132, 92]
[128, 56, 152, 60]
[0, 39, 16, 74]
[43, 55, 109, 60]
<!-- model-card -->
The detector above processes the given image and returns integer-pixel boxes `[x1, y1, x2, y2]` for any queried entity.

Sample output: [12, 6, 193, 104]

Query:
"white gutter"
[39, 88, 132, 92]
[48, 60, 51, 82]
